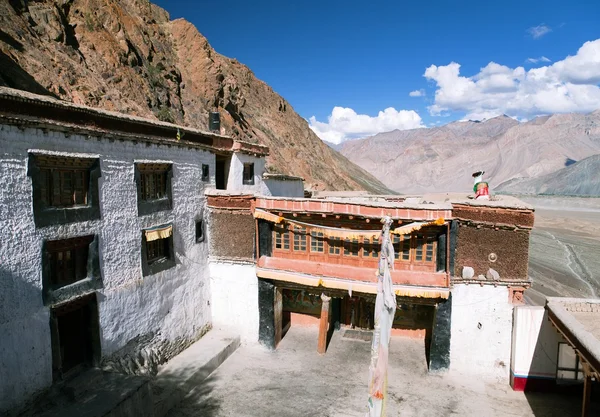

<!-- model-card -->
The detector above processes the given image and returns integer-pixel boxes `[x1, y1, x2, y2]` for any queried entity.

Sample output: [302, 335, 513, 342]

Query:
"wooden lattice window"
[36, 156, 95, 208]
[329, 237, 341, 255]
[344, 238, 359, 257]
[274, 225, 290, 250]
[371, 237, 380, 258]
[138, 163, 170, 201]
[293, 227, 307, 251]
[146, 238, 170, 264]
[310, 231, 324, 252]
[414, 233, 436, 263]
[46, 235, 94, 289]
[400, 235, 411, 261]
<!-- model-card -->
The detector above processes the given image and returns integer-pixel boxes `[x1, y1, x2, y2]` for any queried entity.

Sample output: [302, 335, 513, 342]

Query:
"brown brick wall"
[452, 205, 534, 228]
[454, 225, 530, 281]
[209, 210, 255, 260]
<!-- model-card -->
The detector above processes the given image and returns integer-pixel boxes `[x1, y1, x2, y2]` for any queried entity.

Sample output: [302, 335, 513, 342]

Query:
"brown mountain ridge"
[0, 0, 392, 194]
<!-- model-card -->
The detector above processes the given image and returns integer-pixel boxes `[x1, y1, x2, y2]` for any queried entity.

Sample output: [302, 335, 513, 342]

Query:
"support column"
[429, 294, 452, 371]
[258, 280, 276, 350]
[274, 287, 283, 348]
[582, 363, 592, 417]
[318, 294, 331, 355]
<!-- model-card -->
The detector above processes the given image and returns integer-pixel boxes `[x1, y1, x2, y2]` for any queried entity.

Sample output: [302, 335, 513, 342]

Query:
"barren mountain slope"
[0, 0, 391, 193]
[340, 113, 600, 193]
[498, 154, 600, 196]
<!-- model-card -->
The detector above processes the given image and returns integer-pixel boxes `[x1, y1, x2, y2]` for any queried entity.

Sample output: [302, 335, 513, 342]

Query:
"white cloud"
[424, 39, 600, 120]
[409, 89, 425, 97]
[309, 107, 424, 144]
[526, 56, 551, 64]
[527, 24, 552, 39]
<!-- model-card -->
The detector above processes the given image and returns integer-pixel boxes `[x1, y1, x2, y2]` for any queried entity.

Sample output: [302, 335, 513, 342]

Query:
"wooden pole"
[582, 363, 591, 417]
[318, 294, 331, 354]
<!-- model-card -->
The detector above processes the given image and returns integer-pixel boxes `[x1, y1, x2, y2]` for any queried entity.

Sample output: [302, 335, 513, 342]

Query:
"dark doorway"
[215, 155, 231, 190]
[50, 293, 100, 380]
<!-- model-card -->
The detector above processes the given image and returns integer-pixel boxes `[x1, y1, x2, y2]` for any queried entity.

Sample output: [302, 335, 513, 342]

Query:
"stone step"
[152, 329, 241, 417]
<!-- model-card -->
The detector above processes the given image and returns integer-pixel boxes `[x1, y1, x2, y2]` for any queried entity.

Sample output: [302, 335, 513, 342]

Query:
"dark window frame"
[202, 164, 210, 182]
[42, 235, 102, 306]
[141, 224, 176, 276]
[195, 219, 205, 243]
[242, 163, 255, 185]
[28, 154, 101, 227]
[135, 163, 173, 216]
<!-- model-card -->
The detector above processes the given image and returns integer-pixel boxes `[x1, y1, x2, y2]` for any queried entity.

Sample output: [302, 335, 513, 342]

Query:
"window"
[311, 231, 324, 252]
[202, 164, 210, 182]
[329, 237, 341, 255]
[293, 227, 307, 251]
[142, 224, 175, 276]
[344, 238, 359, 257]
[371, 237, 380, 258]
[135, 163, 172, 215]
[400, 235, 411, 261]
[29, 154, 101, 227]
[45, 235, 94, 289]
[195, 219, 205, 243]
[557, 343, 584, 381]
[274, 225, 290, 250]
[242, 163, 255, 185]
[414, 233, 436, 263]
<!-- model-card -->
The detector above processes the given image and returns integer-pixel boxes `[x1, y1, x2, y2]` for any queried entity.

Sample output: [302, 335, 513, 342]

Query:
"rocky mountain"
[339, 113, 600, 194]
[497, 154, 600, 196]
[0, 0, 392, 194]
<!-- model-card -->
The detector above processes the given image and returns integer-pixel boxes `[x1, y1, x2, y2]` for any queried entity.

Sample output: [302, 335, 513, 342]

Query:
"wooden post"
[582, 363, 592, 417]
[274, 287, 283, 348]
[318, 293, 331, 354]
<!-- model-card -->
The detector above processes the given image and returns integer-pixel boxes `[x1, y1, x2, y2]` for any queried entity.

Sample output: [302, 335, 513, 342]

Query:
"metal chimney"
[209, 112, 220, 132]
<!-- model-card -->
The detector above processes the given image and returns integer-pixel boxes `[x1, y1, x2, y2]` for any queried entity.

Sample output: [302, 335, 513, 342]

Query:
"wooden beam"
[582, 363, 592, 417]
[318, 293, 331, 354]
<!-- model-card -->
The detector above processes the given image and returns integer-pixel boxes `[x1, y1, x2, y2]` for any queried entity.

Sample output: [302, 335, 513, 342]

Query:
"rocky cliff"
[0, 0, 392, 193]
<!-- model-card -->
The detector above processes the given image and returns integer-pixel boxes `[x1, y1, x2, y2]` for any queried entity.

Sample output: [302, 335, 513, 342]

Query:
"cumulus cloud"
[526, 56, 551, 64]
[409, 89, 425, 97]
[424, 39, 600, 120]
[309, 107, 424, 144]
[527, 24, 552, 39]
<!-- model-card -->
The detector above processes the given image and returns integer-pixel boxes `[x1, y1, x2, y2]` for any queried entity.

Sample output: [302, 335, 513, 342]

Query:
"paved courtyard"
[167, 326, 597, 417]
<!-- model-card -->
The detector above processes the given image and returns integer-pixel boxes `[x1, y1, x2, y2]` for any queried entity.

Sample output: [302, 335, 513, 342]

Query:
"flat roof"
[0, 86, 269, 156]
[546, 297, 600, 375]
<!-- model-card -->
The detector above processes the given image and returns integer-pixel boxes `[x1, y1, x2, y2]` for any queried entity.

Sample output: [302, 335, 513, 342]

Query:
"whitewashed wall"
[262, 178, 304, 197]
[208, 262, 259, 344]
[226, 153, 265, 193]
[0, 124, 214, 412]
[511, 306, 563, 383]
[449, 284, 514, 380]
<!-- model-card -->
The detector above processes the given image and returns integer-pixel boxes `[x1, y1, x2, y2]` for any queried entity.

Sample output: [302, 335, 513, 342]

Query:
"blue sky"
[154, 0, 600, 143]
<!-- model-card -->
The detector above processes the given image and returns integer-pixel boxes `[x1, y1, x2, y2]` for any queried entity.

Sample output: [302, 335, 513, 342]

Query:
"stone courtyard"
[167, 326, 596, 417]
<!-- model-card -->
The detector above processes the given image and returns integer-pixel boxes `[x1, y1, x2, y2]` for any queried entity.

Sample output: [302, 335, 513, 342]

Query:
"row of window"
[29, 154, 248, 227]
[273, 225, 437, 263]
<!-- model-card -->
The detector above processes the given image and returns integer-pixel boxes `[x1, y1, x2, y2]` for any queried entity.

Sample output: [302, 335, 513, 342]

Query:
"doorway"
[215, 155, 231, 190]
[50, 293, 100, 380]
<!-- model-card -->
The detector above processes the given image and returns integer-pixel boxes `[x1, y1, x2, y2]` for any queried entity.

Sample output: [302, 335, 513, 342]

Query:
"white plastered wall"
[449, 284, 514, 380]
[261, 178, 304, 197]
[511, 306, 563, 381]
[209, 261, 259, 344]
[226, 152, 265, 193]
[0, 124, 215, 411]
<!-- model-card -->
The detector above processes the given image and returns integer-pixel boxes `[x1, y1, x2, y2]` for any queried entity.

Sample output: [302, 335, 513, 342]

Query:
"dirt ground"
[167, 326, 596, 417]
[521, 196, 600, 305]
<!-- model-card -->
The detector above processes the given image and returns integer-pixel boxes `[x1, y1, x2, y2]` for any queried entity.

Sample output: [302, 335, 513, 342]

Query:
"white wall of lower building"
[209, 261, 259, 344]
[511, 306, 563, 382]
[262, 178, 304, 197]
[226, 152, 265, 193]
[449, 284, 514, 379]
[0, 123, 215, 412]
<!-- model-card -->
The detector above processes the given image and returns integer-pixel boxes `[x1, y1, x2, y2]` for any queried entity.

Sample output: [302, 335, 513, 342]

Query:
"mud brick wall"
[207, 194, 256, 260]
[453, 205, 534, 281]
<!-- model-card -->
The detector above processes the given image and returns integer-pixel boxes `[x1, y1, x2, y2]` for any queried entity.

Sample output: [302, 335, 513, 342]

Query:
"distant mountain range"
[338, 112, 600, 195]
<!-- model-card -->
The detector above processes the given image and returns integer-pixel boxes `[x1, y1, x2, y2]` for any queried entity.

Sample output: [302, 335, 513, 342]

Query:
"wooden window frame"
[556, 342, 584, 382]
[242, 163, 255, 185]
[28, 154, 101, 227]
[310, 231, 324, 253]
[42, 235, 102, 306]
[135, 163, 173, 216]
[141, 225, 176, 276]
[293, 226, 307, 252]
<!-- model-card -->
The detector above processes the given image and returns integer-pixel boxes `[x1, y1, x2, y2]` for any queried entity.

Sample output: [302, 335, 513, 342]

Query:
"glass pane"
[557, 370, 576, 380]
[558, 343, 577, 369]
